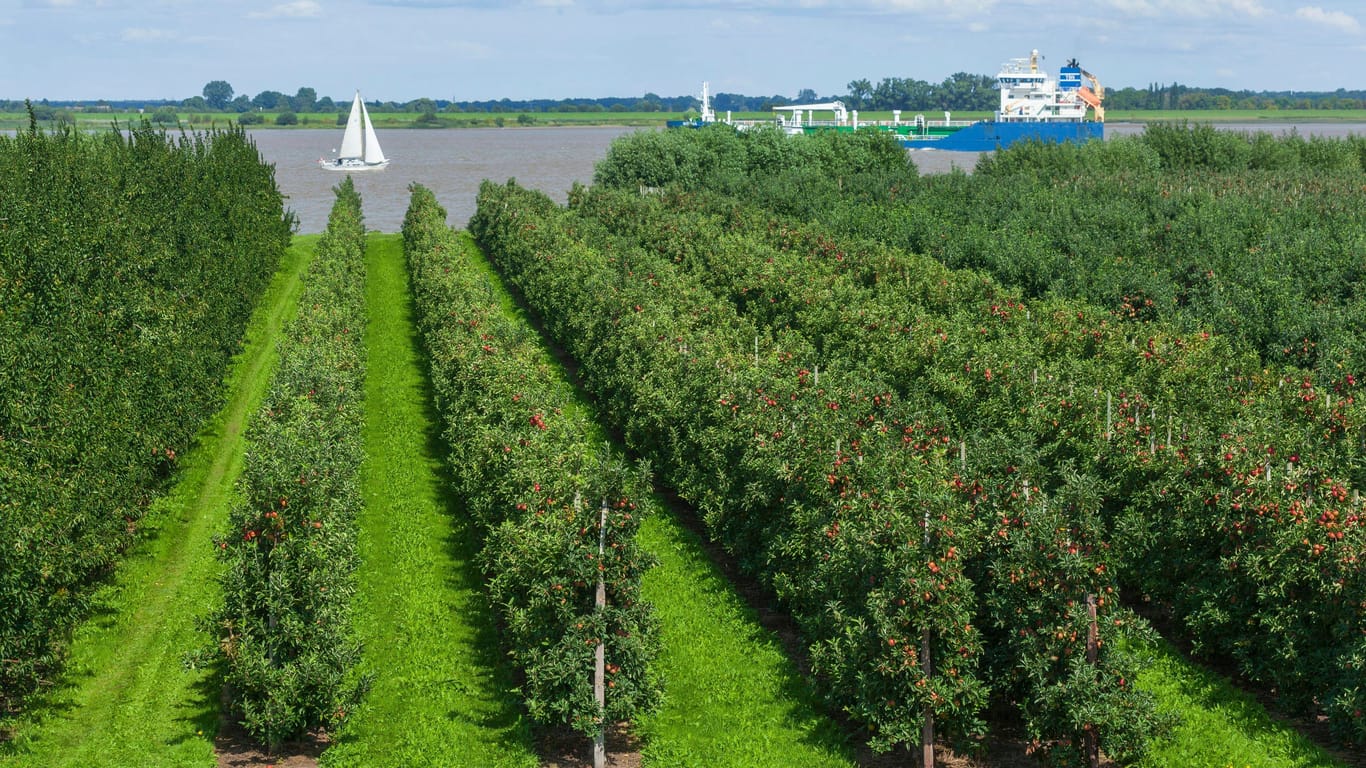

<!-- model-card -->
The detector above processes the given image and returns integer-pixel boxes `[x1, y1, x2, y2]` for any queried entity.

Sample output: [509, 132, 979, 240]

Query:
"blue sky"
[3, 0, 1362, 102]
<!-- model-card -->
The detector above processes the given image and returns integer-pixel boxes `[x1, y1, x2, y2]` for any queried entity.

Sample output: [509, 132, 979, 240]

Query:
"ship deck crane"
[1068, 58, 1106, 122]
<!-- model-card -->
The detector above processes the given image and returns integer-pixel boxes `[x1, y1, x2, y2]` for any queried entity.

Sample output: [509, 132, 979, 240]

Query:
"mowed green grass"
[1131, 638, 1346, 768]
[0, 236, 314, 768]
[1107, 108, 1366, 123]
[319, 233, 537, 768]
[634, 509, 856, 768]
[0, 111, 689, 131]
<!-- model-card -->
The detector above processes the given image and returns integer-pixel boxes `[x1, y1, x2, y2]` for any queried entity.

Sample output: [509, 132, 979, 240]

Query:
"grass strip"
[1132, 639, 1345, 768]
[319, 233, 536, 768]
[634, 509, 856, 768]
[0, 236, 314, 768]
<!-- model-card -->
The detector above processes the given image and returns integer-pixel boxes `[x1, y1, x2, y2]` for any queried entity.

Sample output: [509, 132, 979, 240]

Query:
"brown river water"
[249, 122, 1365, 233]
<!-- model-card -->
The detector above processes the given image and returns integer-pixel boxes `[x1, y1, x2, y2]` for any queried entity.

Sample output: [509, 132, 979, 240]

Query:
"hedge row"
[581, 127, 1366, 746]
[206, 177, 367, 747]
[568, 184, 1176, 757]
[402, 184, 658, 739]
[476, 180, 1142, 755]
[0, 124, 291, 719]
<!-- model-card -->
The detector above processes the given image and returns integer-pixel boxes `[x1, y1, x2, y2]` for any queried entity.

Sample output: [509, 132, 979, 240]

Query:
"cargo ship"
[672, 50, 1104, 151]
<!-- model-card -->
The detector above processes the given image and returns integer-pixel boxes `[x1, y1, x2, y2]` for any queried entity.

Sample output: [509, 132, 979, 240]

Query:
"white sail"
[338, 92, 364, 160]
[360, 100, 386, 164]
[320, 90, 389, 170]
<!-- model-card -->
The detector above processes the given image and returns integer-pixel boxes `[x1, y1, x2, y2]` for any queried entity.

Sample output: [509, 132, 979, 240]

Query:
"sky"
[2, 0, 1363, 103]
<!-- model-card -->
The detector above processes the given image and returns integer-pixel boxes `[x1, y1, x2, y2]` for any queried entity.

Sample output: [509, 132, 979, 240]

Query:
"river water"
[250, 122, 1365, 233]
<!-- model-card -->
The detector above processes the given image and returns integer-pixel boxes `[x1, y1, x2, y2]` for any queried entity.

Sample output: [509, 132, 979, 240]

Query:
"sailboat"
[319, 91, 389, 171]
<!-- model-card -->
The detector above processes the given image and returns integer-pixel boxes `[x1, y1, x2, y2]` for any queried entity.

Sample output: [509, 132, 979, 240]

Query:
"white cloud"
[1295, 6, 1360, 33]
[1105, 0, 1155, 14]
[1222, 0, 1267, 17]
[121, 27, 177, 41]
[872, 0, 996, 13]
[25, 0, 112, 6]
[1103, 0, 1266, 17]
[248, 0, 322, 19]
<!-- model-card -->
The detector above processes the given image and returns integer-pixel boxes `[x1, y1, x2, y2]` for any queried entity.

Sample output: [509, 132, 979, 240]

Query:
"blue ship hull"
[903, 121, 1103, 151]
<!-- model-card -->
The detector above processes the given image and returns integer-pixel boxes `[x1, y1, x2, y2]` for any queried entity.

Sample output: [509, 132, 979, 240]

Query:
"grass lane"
[634, 508, 856, 768]
[1132, 638, 1345, 768]
[0, 237, 314, 768]
[319, 233, 536, 768]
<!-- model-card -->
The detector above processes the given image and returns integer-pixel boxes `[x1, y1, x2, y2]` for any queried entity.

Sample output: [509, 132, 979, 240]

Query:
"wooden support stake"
[594, 502, 608, 768]
[1105, 393, 1113, 441]
[1085, 594, 1100, 768]
[922, 509, 934, 768]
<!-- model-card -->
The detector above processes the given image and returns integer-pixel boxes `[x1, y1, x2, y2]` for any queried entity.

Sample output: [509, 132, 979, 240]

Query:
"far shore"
[4, 108, 1366, 133]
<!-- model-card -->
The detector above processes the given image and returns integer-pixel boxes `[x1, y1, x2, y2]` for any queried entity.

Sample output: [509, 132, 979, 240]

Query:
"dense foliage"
[471, 180, 1190, 759]
[587, 125, 1366, 748]
[567, 183, 1172, 757]
[403, 185, 659, 738]
[613, 124, 1366, 377]
[206, 178, 367, 747]
[0, 124, 291, 721]
[593, 123, 918, 206]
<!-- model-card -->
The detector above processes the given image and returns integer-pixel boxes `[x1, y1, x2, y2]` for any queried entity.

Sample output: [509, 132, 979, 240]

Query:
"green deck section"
[318, 233, 537, 768]
[797, 123, 966, 139]
[0, 237, 314, 768]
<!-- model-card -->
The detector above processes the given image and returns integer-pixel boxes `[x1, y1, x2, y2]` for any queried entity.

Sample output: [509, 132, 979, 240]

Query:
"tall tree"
[846, 78, 873, 110]
[293, 87, 317, 113]
[252, 90, 286, 110]
[202, 80, 234, 110]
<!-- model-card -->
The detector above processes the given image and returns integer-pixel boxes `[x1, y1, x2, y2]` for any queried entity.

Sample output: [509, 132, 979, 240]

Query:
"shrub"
[207, 177, 368, 747]
[403, 184, 660, 741]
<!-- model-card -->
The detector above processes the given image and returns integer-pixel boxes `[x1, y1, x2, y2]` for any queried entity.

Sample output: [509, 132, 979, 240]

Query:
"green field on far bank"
[6, 107, 1366, 133]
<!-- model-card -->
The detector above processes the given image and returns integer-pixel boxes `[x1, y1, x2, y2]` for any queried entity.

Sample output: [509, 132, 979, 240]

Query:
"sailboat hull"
[318, 157, 390, 171]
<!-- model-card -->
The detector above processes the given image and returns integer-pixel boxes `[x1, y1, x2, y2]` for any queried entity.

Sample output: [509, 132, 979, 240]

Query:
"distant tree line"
[8, 77, 1366, 120]
[1105, 82, 1366, 111]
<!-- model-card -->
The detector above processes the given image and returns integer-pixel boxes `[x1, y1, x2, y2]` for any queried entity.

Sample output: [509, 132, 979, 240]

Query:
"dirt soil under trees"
[215, 724, 327, 768]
